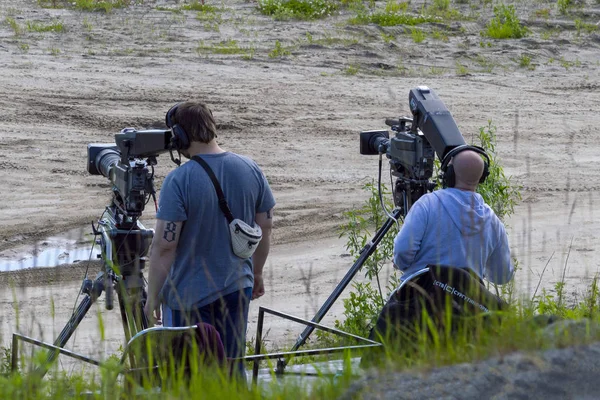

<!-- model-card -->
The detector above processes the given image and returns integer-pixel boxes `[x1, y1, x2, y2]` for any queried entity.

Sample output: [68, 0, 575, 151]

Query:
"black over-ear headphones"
[440, 145, 490, 188]
[165, 103, 190, 151]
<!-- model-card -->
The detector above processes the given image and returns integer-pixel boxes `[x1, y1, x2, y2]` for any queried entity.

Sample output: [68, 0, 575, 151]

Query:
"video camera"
[360, 86, 469, 213]
[87, 128, 173, 218]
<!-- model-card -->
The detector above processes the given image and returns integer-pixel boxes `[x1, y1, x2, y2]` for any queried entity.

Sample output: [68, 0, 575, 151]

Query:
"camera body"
[360, 86, 468, 212]
[87, 128, 173, 217]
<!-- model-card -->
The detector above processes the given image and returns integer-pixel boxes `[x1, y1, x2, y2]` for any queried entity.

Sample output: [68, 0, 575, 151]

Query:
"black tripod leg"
[34, 283, 100, 378]
[116, 282, 148, 370]
[277, 210, 401, 373]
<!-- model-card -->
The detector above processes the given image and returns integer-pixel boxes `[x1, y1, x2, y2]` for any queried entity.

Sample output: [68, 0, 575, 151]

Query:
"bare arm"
[252, 209, 273, 299]
[145, 219, 183, 323]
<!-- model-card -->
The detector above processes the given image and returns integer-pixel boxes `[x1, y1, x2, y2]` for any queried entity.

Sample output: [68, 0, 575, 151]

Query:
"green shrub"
[332, 182, 399, 337]
[474, 121, 521, 222]
[258, 0, 338, 20]
[484, 4, 529, 39]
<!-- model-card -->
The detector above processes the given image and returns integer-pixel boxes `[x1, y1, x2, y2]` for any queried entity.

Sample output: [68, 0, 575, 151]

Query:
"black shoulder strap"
[192, 155, 235, 224]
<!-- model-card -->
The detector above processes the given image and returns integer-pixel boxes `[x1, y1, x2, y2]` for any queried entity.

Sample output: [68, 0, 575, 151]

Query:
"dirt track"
[1, 0, 600, 363]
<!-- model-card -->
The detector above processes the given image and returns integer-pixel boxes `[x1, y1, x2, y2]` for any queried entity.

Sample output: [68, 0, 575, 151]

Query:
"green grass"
[181, 1, 217, 12]
[557, 0, 572, 15]
[155, 6, 184, 13]
[268, 40, 292, 58]
[73, 0, 130, 12]
[431, 29, 449, 42]
[196, 39, 255, 57]
[5, 17, 20, 35]
[344, 64, 360, 75]
[475, 54, 495, 73]
[455, 62, 469, 76]
[483, 4, 529, 39]
[518, 54, 531, 68]
[533, 8, 551, 19]
[258, 0, 338, 20]
[82, 17, 93, 32]
[560, 57, 581, 70]
[349, 12, 438, 27]
[26, 20, 65, 33]
[384, 0, 409, 14]
[575, 19, 598, 36]
[305, 31, 359, 46]
[37, 0, 64, 8]
[410, 28, 426, 43]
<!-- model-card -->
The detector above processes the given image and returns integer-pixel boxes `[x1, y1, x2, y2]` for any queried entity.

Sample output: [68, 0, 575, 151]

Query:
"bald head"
[451, 150, 485, 190]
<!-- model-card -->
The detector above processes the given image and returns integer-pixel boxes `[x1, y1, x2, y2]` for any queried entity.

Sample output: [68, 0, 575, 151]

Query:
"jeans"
[164, 287, 252, 381]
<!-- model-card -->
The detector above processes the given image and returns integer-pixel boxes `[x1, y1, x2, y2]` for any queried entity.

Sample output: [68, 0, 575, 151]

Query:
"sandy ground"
[0, 0, 599, 371]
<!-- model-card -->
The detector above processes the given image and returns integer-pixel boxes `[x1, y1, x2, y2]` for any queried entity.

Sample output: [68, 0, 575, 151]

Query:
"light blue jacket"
[393, 188, 513, 284]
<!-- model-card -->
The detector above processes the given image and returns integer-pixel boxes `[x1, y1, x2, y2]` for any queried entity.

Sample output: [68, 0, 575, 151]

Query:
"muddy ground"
[0, 0, 599, 371]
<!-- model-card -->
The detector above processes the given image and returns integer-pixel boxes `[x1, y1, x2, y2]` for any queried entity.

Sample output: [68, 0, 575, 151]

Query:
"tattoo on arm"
[267, 209, 272, 219]
[164, 222, 177, 242]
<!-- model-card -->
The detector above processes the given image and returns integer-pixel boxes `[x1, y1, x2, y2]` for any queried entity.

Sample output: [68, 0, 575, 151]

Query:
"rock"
[339, 342, 600, 400]
[541, 318, 600, 348]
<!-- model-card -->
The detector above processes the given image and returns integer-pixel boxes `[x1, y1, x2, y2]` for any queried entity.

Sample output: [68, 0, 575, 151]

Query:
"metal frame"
[249, 306, 381, 385]
[11, 307, 381, 387]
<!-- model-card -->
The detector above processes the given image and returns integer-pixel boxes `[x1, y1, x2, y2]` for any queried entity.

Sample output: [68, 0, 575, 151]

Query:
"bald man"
[393, 149, 514, 285]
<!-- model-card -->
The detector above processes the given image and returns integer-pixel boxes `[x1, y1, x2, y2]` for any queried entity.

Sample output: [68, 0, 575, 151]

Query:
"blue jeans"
[165, 287, 252, 380]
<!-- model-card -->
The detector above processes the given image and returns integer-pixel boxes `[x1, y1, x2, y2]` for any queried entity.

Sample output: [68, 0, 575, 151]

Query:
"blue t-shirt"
[393, 188, 513, 285]
[156, 152, 276, 310]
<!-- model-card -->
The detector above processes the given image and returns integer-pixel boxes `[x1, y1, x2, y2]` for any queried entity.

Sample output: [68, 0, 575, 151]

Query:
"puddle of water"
[0, 227, 101, 272]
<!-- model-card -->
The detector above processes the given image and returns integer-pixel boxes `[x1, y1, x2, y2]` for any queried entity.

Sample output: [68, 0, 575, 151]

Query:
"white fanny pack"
[193, 156, 262, 259]
[229, 219, 263, 259]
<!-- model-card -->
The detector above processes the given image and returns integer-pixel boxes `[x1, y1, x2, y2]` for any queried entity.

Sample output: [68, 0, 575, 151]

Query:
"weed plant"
[455, 62, 469, 76]
[73, 0, 131, 12]
[5, 17, 21, 35]
[258, 0, 338, 20]
[26, 20, 65, 33]
[268, 40, 292, 58]
[197, 40, 253, 56]
[410, 28, 426, 43]
[557, 0, 572, 15]
[484, 4, 529, 39]
[349, 11, 438, 27]
[182, 1, 217, 12]
[574, 19, 598, 37]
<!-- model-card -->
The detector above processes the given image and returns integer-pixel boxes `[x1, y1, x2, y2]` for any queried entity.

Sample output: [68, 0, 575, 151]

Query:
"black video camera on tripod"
[32, 129, 178, 377]
[279, 86, 488, 372]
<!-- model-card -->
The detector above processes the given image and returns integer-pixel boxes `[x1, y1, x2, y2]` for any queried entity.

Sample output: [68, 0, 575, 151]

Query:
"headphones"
[440, 145, 490, 188]
[165, 103, 190, 151]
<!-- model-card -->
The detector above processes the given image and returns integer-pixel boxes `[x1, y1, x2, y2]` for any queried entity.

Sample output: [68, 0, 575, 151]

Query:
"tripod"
[275, 172, 435, 374]
[275, 208, 402, 374]
[35, 203, 153, 378]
